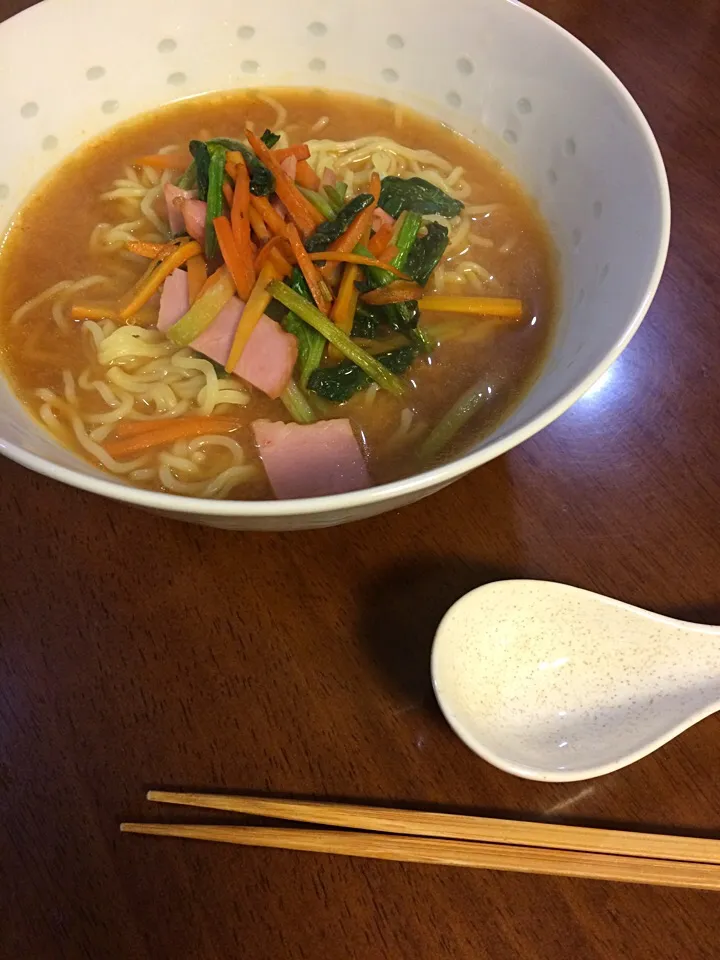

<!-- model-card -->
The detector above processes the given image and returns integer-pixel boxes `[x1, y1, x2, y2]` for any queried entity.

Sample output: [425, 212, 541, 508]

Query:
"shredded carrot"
[105, 416, 243, 459]
[225, 262, 277, 372]
[230, 163, 253, 264]
[416, 295, 524, 318]
[295, 160, 321, 191]
[249, 195, 288, 236]
[125, 240, 178, 260]
[70, 304, 118, 321]
[379, 244, 399, 264]
[308, 251, 409, 279]
[331, 263, 362, 335]
[267, 246, 293, 278]
[112, 414, 243, 440]
[285, 224, 331, 314]
[222, 181, 234, 206]
[320, 172, 381, 279]
[135, 152, 191, 170]
[186, 255, 207, 305]
[248, 204, 270, 242]
[367, 223, 394, 257]
[118, 240, 202, 320]
[198, 264, 228, 298]
[246, 129, 323, 235]
[214, 216, 255, 301]
[361, 281, 426, 306]
[254, 235, 293, 275]
[272, 144, 311, 162]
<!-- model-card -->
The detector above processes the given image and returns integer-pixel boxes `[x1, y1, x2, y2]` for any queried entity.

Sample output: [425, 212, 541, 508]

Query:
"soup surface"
[0, 89, 556, 500]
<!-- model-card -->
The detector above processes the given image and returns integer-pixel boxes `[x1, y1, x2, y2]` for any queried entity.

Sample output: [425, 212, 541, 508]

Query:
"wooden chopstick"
[119, 823, 720, 891]
[146, 791, 720, 866]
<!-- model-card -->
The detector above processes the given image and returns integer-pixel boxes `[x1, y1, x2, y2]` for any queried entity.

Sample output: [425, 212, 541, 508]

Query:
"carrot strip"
[295, 160, 321, 191]
[105, 417, 243, 459]
[198, 264, 227, 298]
[285, 223, 331, 314]
[230, 163, 253, 266]
[361, 281, 426, 306]
[135, 152, 191, 170]
[225, 262, 277, 372]
[250, 195, 288, 237]
[246, 129, 323, 235]
[70, 304, 118, 321]
[272, 144, 311, 163]
[222, 181, 234, 206]
[320, 173, 381, 279]
[214, 216, 255, 301]
[379, 243, 399, 263]
[248, 204, 270, 242]
[308, 251, 410, 279]
[367, 223, 394, 257]
[112, 415, 242, 440]
[118, 240, 202, 319]
[125, 240, 178, 260]
[416, 296, 524, 318]
[186, 255, 207, 305]
[254, 235, 293, 274]
[331, 263, 362, 336]
[268, 246, 293, 278]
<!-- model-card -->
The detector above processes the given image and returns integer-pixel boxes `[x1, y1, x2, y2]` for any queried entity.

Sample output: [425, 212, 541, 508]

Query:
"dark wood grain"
[2, 1, 720, 957]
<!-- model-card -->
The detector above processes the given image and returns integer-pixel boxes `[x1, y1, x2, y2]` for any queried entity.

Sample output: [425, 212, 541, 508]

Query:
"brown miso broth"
[0, 89, 557, 500]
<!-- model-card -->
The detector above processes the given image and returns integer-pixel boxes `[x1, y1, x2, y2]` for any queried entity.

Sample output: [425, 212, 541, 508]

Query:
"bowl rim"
[0, 0, 671, 517]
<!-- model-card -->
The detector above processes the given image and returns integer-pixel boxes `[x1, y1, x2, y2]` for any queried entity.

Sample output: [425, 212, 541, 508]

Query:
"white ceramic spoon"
[431, 580, 720, 782]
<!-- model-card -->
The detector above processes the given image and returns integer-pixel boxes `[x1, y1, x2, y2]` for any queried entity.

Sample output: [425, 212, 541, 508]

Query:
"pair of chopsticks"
[121, 792, 720, 891]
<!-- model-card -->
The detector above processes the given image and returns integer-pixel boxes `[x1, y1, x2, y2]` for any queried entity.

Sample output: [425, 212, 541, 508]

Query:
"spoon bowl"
[431, 580, 720, 781]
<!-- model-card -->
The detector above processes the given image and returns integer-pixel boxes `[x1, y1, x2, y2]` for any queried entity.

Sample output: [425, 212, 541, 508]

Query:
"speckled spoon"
[431, 580, 720, 782]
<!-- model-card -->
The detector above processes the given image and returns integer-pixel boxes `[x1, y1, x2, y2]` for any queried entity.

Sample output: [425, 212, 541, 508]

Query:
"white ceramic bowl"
[0, 0, 669, 530]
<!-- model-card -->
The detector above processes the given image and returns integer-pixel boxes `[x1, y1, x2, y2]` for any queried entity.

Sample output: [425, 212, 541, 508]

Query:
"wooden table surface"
[2, 0, 720, 957]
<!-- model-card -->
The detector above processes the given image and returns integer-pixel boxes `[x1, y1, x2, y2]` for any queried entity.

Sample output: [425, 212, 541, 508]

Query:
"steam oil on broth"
[0, 89, 556, 499]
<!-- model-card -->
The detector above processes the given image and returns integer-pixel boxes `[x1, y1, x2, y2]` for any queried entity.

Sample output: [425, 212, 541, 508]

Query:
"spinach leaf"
[305, 193, 374, 253]
[308, 346, 416, 403]
[281, 267, 326, 388]
[261, 128, 281, 148]
[189, 141, 211, 200]
[206, 137, 275, 196]
[205, 144, 227, 260]
[351, 303, 384, 339]
[378, 176, 464, 219]
[405, 221, 450, 285]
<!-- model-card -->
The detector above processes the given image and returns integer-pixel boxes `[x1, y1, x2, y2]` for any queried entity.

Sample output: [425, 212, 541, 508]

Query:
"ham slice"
[160, 290, 296, 399]
[157, 269, 189, 331]
[322, 168, 338, 188]
[182, 199, 208, 246]
[280, 155, 298, 181]
[372, 207, 395, 234]
[252, 419, 370, 499]
[163, 184, 197, 235]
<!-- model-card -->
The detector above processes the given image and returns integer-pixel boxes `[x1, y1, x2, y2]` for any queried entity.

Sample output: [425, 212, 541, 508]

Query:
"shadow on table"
[356, 555, 513, 707]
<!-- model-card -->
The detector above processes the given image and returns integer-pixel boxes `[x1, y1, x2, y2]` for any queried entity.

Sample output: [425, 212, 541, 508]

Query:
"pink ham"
[322, 168, 338, 188]
[252, 419, 370, 499]
[280, 155, 298, 180]
[163, 183, 197, 235]
[157, 269, 190, 331]
[372, 207, 395, 234]
[182, 199, 208, 246]
[184, 296, 297, 400]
